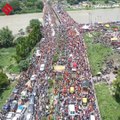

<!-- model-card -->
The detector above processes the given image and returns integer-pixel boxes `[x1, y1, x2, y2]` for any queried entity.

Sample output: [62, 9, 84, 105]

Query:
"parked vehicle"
[40, 64, 45, 71]
[2, 103, 11, 112]
[11, 100, 18, 112]
[29, 96, 35, 104]
[6, 112, 15, 120]
[68, 104, 76, 116]
[25, 113, 33, 120]
[27, 104, 34, 115]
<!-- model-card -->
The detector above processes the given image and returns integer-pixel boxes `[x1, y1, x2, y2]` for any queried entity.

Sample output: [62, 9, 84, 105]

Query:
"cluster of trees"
[0, 27, 14, 48]
[67, 0, 118, 5]
[0, 0, 44, 14]
[0, 71, 9, 89]
[67, 0, 81, 5]
[113, 71, 120, 100]
[0, 19, 42, 72]
[15, 19, 43, 71]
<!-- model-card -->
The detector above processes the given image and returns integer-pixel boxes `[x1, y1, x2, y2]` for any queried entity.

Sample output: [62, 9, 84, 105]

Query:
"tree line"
[0, 0, 43, 15]
[15, 19, 43, 71]
[66, 0, 118, 5]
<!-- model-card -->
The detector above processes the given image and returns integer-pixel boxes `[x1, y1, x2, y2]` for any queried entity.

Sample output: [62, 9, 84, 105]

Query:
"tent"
[54, 65, 65, 72]
[117, 47, 120, 50]
[82, 98, 87, 104]
[105, 24, 110, 28]
[97, 72, 102, 76]
[70, 87, 74, 93]
[82, 24, 90, 29]
[16, 105, 25, 113]
[30, 74, 37, 81]
[69, 54, 73, 57]
[111, 37, 118, 41]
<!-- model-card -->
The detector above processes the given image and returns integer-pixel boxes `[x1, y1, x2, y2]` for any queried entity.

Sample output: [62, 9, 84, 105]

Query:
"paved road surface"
[0, 8, 120, 35]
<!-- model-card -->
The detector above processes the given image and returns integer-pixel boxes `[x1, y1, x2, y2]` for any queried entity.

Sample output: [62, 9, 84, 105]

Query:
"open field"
[0, 81, 17, 109]
[95, 83, 120, 120]
[1, 8, 120, 35]
[0, 47, 20, 73]
[84, 33, 113, 75]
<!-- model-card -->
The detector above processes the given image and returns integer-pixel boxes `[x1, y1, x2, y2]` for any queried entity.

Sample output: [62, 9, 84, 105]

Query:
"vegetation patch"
[0, 81, 17, 109]
[95, 83, 120, 120]
[0, 47, 20, 73]
[84, 33, 113, 75]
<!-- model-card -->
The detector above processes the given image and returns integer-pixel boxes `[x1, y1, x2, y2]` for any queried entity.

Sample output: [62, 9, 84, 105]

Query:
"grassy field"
[0, 47, 20, 73]
[0, 81, 17, 109]
[84, 33, 113, 76]
[95, 83, 120, 120]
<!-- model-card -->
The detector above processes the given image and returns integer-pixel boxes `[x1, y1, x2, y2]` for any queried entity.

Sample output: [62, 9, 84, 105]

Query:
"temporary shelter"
[54, 65, 65, 72]
[70, 87, 75, 93]
[82, 24, 90, 29]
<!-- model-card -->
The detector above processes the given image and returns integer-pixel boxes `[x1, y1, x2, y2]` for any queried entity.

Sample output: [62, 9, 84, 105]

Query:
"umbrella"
[82, 98, 87, 103]
[111, 37, 118, 41]
[70, 87, 74, 93]
[105, 24, 110, 28]
[73, 62, 77, 67]
[117, 47, 120, 50]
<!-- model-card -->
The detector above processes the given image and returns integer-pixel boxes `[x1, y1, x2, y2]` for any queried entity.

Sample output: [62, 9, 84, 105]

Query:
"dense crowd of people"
[1, 2, 58, 120]
[52, 4, 101, 120]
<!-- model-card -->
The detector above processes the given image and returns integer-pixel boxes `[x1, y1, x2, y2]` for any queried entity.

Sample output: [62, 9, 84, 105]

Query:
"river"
[0, 8, 120, 34]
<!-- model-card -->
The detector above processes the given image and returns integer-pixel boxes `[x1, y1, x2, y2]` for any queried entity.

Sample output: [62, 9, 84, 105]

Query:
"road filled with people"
[1, 1, 59, 120]
[52, 3, 101, 120]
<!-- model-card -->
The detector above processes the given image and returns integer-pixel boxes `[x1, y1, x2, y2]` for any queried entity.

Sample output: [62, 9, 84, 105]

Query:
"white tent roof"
[82, 24, 90, 29]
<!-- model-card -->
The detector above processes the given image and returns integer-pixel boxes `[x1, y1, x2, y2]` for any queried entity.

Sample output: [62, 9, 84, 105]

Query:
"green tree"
[10, 0, 21, 12]
[0, 27, 14, 48]
[15, 19, 42, 63]
[15, 37, 29, 62]
[25, 2, 33, 8]
[35, 1, 44, 10]
[0, 72, 9, 89]
[113, 71, 120, 99]
[67, 0, 79, 5]
[105, 0, 109, 4]
[19, 59, 29, 71]
[30, 19, 42, 29]
[13, 36, 25, 45]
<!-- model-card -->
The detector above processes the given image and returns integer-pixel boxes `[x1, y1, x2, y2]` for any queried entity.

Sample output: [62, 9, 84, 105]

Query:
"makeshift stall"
[104, 24, 110, 28]
[54, 65, 65, 72]
[82, 24, 90, 30]
[69, 87, 75, 94]
[82, 97, 87, 106]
